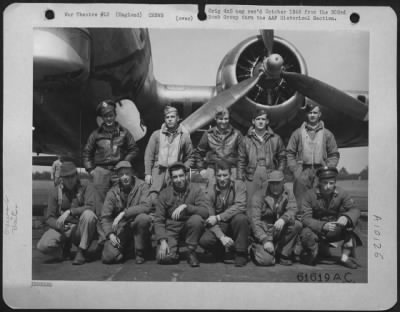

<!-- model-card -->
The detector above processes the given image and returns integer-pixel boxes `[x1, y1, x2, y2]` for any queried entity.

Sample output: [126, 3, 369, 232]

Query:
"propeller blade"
[282, 71, 368, 121]
[181, 72, 263, 133]
[260, 29, 274, 56]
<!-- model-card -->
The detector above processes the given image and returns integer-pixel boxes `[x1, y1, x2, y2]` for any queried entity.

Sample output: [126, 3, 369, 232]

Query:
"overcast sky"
[149, 28, 369, 173]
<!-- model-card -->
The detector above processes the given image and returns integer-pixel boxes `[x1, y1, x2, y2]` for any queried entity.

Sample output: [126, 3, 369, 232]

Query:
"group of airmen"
[37, 99, 362, 270]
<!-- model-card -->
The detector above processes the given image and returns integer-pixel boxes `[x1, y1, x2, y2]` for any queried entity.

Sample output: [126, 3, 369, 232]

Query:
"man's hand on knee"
[220, 236, 234, 248]
[263, 241, 275, 254]
[158, 239, 170, 260]
[109, 233, 121, 249]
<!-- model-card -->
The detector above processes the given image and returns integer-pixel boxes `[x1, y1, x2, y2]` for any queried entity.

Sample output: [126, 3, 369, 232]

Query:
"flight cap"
[115, 161, 132, 171]
[267, 170, 284, 182]
[252, 108, 268, 119]
[164, 105, 179, 116]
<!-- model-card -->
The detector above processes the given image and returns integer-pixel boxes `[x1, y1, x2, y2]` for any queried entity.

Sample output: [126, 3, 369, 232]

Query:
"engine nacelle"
[216, 35, 307, 129]
[33, 28, 91, 89]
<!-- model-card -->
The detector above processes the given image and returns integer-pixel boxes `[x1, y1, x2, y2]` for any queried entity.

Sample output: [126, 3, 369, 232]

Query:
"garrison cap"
[215, 107, 230, 118]
[60, 161, 77, 177]
[114, 161, 132, 171]
[168, 161, 187, 174]
[267, 170, 284, 182]
[252, 108, 268, 119]
[316, 166, 338, 179]
[164, 105, 179, 116]
[96, 100, 116, 116]
[304, 101, 320, 112]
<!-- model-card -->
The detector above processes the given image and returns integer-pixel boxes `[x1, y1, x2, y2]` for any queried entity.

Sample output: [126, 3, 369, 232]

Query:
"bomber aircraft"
[33, 28, 368, 171]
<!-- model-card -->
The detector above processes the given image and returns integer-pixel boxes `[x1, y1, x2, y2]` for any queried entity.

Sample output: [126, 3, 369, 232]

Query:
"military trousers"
[37, 210, 97, 258]
[157, 215, 204, 263]
[91, 166, 114, 203]
[245, 166, 271, 216]
[102, 213, 152, 264]
[199, 213, 249, 254]
[299, 225, 360, 262]
[293, 166, 320, 207]
[252, 220, 302, 266]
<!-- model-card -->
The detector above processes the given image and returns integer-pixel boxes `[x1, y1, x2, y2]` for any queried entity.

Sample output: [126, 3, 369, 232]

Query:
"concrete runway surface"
[32, 179, 368, 283]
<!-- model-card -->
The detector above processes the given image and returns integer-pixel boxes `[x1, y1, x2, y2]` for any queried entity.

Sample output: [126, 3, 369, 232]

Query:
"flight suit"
[251, 184, 302, 266]
[238, 126, 286, 215]
[154, 183, 209, 263]
[83, 122, 139, 202]
[199, 180, 249, 255]
[195, 125, 242, 192]
[101, 179, 152, 264]
[144, 123, 194, 196]
[286, 121, 339, 206]
[37, 182, 100, 259]
[299, 186, 362, 263]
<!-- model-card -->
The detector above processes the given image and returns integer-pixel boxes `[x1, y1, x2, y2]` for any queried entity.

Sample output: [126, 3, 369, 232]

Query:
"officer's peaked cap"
[96, 100, 116, 116]
[316, 166, 338, 179]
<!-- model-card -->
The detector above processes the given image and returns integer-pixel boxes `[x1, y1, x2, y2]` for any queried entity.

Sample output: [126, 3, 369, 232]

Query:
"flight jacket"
[238, 126, 286, 180]
[101, 178, 152, 238]
[83, 122, 139, 172]
[154, 183, 209, 241]
[251, 184, 298, 243]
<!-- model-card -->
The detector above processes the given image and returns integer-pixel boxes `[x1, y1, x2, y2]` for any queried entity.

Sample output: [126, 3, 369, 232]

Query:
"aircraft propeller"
[181, 29, 368, 133]
[260, 29, 274, 57]
[281, 71, 369, 121]
[181, 71, 264, 132]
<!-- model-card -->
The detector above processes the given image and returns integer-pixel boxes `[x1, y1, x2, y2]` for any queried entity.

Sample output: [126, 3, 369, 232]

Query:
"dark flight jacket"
[83, 122, 139, 171]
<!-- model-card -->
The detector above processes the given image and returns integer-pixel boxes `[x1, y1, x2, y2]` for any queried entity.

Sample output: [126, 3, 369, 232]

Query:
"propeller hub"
[264, 54, 284, 78]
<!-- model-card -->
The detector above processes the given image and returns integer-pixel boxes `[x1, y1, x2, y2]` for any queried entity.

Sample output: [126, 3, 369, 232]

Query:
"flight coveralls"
[199, 180, 249, 255]
[154, 183, 209, 262]
[299, 186, 362, 263]
[83, 122, 139, 202]
[144, 123, 194, 195]
[195, 125, 242, 191]
[286, 121, 339, 206]
[238, 126, 286, 214]
[101, 179, 153, 264]
[251, 185, 302, 266]
[37, 182, 100, 259]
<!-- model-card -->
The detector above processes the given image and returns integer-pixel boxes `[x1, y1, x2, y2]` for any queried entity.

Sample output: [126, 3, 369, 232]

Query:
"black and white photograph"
[31, 27, 369, 282]
[3, 3, 397, 310]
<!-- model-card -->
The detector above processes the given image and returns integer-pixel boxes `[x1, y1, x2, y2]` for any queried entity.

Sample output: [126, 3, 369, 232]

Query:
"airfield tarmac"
[32, 180, 368, 283]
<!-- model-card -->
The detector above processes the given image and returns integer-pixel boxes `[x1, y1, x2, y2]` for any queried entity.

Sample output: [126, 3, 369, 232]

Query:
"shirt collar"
[161, 123, 181, 134]
[215, 180, 233, 193]
[248, 126, 274, 137]
[213, 125, 233, 136]
[172, 183, 190, 197]
[304, 121, 324, 131]
[100, 122, 120, 133]
[315, 186, 338, 198]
